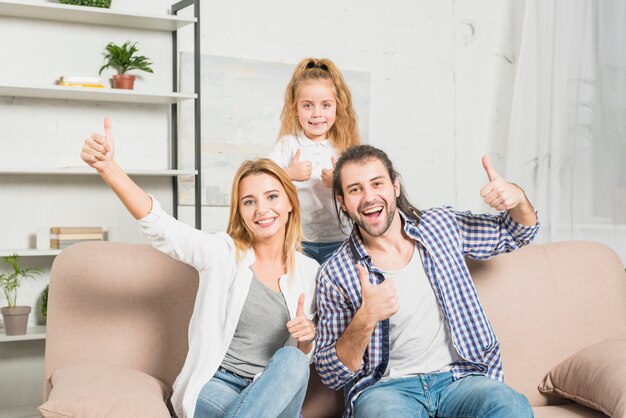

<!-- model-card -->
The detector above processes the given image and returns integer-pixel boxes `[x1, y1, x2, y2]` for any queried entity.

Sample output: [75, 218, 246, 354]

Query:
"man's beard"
[352, 199, 397, 237]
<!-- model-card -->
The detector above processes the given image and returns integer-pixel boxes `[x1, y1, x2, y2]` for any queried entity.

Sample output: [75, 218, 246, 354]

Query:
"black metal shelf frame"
[172, 0, 201, 229]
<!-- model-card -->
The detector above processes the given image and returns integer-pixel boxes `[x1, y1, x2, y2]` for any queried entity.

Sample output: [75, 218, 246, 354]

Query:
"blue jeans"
[301, 241, 343, 264]
[194, 347, 309, 418]
[353, 372, 533, 418]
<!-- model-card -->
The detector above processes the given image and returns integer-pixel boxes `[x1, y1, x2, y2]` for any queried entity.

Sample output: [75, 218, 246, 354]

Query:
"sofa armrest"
[39, 363, 172, 418]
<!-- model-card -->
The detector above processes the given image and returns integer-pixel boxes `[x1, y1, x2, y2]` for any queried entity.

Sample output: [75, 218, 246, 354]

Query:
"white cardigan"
[139, 198, 319, 418]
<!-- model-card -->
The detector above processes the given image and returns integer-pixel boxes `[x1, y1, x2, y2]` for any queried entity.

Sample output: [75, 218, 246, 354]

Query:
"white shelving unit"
[0, 325, 47, 418]
[0, 250, 61, 258]
[0, 404, 40, 418]
[0, 167, 196, 176]
[0, 326, 46, 343]
[0, 83, 195, 104]
[0, 1, 195, 31]
[0, 1, 200, 416]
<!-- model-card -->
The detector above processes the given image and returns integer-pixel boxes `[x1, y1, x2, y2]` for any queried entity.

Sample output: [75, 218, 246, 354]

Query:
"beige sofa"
[41, 240, 626, 418]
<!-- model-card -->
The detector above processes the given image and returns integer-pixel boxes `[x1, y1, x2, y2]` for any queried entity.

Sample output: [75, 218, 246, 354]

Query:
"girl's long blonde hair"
[226, 158, 302, 277]
[279, 57, 360, 152]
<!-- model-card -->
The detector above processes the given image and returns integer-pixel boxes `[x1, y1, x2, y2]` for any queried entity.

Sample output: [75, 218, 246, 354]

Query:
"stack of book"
[50, 226, 104, 249]
[57, 75, 105, 88]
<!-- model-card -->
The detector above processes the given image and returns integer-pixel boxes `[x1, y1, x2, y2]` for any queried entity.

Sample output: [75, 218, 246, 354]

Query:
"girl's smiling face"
[295, 80, 337, 142]
[238, 173, 293, 242]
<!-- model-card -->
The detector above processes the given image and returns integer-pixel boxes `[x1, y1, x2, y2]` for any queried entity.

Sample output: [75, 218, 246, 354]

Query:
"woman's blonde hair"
[279, 57, 360, 152]
[226, 158, 302, 277]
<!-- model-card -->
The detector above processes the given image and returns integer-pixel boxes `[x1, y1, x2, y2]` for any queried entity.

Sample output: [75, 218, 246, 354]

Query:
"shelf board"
[0, 404, 40, 418]
[0, 168, 197, 176]
[0, 83, 196, 104]
[0, 249, 61, 257]
[0, 325, 46, 343]
[0, 1, 196, 31]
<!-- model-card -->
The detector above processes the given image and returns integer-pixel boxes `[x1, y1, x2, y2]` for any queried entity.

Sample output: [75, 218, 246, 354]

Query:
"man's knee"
[444, 376, 533, 418]
[506, 391, 533, 417]
[354, 386, 425, 418]
[480, 383, 533, 417]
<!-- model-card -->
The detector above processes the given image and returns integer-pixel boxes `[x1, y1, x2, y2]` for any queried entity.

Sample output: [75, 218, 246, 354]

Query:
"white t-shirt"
[268, 132, 349, 243]
[381, 249, 461, 380]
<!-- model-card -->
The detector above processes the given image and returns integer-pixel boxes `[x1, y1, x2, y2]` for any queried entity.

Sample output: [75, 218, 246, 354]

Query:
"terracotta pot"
[112, 74, 136, 90]
[1, 306, 31, 335]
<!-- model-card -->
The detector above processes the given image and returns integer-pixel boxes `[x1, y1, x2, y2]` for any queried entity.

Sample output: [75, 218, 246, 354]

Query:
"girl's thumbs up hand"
[321, 155, 337, 188]
[285, 148, 313, 182]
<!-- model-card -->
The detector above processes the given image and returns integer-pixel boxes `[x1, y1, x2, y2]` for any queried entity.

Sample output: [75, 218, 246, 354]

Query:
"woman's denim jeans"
[194, 346, 309, 418]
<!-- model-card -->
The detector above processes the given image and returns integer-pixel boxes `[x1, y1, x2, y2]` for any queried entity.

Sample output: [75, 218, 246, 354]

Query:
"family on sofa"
[38, 57, 626, 418]
[76, 110, 540, 418]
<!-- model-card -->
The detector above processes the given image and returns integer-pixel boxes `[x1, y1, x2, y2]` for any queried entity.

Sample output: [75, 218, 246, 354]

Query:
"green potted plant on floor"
[0, 254, 42, 335]
[99, 41, 154, 90]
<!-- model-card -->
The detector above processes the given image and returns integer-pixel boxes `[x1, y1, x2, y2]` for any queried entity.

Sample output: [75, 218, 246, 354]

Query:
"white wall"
[0, 0, 526, 322]
[2, 0, 527, 232]
[174, 0, 527, 230]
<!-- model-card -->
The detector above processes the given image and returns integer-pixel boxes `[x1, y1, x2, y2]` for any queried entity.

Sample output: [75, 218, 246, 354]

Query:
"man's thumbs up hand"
[357, 263, 398, 326]
[287, 293, 316, 343]
[479, 154, 524, 211]
[357, 263, 371, 290]
[482, 155, 501, 181]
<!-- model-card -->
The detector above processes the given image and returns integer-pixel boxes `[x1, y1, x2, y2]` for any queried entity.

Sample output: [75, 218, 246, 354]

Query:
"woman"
[81, 117, 319, 418]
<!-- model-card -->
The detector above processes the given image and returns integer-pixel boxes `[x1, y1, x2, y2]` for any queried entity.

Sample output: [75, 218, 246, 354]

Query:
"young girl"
[268, 57, 360, 264]
[81, 117, 318, 418]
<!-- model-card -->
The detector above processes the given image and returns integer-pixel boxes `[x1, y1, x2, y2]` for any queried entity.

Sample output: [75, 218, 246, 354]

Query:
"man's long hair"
[332, 145, 422, 230]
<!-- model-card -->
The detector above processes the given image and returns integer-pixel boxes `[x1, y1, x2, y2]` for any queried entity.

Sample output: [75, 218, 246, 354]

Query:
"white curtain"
[506, 0, 626, 264]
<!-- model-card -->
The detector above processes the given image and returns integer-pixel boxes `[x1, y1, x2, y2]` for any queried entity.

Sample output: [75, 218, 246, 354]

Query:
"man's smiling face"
[337, 158, 400, 238]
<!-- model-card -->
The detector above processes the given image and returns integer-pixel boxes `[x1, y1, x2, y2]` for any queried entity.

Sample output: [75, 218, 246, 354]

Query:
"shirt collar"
[296, 131, 332, 148]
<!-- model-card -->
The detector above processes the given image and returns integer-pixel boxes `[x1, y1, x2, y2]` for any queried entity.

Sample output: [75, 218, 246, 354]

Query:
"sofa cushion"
[538, 334, 626, 417]
[38, 363, 171, 418]
[533, 404, 609, 417]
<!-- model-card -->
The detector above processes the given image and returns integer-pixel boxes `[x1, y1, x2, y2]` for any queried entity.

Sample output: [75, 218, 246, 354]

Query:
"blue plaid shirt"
[314, 206, 539, 418]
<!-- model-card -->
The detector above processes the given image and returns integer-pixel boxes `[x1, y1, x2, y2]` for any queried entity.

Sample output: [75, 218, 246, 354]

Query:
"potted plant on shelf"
[0, 254, 42, 336]
[99, 41, 154, 90]
[41, 285, 49, 321]
[58, 0, 112, 8]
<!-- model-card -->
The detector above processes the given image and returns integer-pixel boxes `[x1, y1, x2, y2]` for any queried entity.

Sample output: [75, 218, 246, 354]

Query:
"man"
[314, 145, 539, 418]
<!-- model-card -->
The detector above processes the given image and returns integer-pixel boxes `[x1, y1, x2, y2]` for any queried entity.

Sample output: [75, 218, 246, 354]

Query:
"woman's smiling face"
[238, 173, 293, 242]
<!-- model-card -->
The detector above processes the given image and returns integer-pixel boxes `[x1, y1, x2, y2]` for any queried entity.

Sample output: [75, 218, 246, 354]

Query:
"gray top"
[220, 274, 291, 378]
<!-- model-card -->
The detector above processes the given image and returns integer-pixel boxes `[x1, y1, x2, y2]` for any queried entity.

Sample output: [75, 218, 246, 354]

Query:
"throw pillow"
[38, 363, 171, 418]
[538, 334, 626, 417]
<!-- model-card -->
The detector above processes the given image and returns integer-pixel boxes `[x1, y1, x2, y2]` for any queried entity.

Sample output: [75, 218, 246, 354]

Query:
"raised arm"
[455, 155, 539, 260]
[81, 117, 151, 219]
[479, 155, 537, 226]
